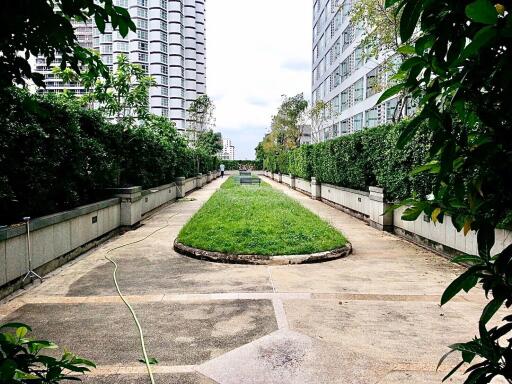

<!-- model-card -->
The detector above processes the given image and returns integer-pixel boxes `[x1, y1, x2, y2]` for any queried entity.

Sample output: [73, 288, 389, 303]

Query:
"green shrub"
[0, 89, 219, 224]
[221, 160, 263, 170]
[0, 322, 95, 383]
[264, 120, 434, 201]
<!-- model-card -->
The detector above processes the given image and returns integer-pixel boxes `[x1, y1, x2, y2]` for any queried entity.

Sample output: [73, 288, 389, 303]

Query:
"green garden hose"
[104, 213, 178, 384]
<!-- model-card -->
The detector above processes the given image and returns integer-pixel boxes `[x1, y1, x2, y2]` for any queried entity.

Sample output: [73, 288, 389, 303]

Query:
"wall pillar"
[311, 177, 321, 200]
[278, 173, 283, 183]
[207, 171, 212, 183]
[369, 186, 393, 231]
[290, 174, 296, 189]
[197, 173, 203, 188]
[175, 177, 185, 198]
[110, 187, 142, 228]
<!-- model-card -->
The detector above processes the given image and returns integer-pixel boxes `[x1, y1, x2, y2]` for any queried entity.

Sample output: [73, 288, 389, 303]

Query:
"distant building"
[220, 138, 235, 160]
[33, 0, 207, 136]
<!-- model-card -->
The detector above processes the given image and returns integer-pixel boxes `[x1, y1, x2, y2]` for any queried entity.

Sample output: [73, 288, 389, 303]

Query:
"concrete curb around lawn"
[173, 240, 352, 265]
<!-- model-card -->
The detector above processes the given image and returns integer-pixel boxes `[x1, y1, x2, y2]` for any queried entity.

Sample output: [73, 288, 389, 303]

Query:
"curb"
[173, 240, 352, 265]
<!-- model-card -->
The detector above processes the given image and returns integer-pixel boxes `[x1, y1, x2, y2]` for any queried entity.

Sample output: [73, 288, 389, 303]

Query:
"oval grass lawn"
[177, 177, 347, 256]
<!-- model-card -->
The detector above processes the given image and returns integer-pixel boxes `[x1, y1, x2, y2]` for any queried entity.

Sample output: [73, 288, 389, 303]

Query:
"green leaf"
[410, 160, 440, 175]
[460, 26, 497, 60]
[480, 298, 504, 324]
[466, 0, 498, 24]
[376, 83, 405, 104]
[401, 204, 425, 221]
[385, 0, 402, 8]
[397, 111, 424, 149]
[0, 322, 32, 331]
[15, 326, 28, 339]
[0, 359, 16, 379]
[400, 0, 423, 42]
[451, 255, 484, 265]
[397, 44, 416, 55]
[94, 14, 106, 33]
[399, 56, 425, 72]
[441, 266, 484, 305]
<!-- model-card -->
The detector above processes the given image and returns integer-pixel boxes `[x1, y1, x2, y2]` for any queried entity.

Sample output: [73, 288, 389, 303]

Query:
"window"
[365, 107, 379, 127]
[340, 90, 349, 111]
[137, 7, 148, 17]
[160, 9, 167, 19]
[138, 52, 148, 62]
[116, 41, 129, 51]
[333, 66, 341, 88]
[160, 0, 167, 9]
[353, 112, 363, 131]
[386, 98, 398, 122]
[161, 53, 168, 64]
[138, 41, 148, 51]
[161, 31, 167, 42]
[137, 30, 148, 40]
[366, 67, 380, 97]
[332, 123, 339, 137]
[331, 95, 340, 114]
[162, 109, 168, 117]
[343, 25, 353, 50]
[161, 65, 168, 74]
[340, 59, 350, 82]
[160, 20, 167, 31]
[342, 0, 351, 17]
[137, 0, 147, 6]
[100, 34, 112, 43]
[334, 11, 342, 32]
[102, 55, 113, 64]
[100, 45, 112, 53]
[161, 87, 168, 96]
[354, 46, 364, 70]
[161, 98, 168, 107]
[340, 119, 349, 133]
[161, 42, 168, 53]
[137, 19, 148, 29]
[162, 76, 168, 85]
[116, 0, 128, 7]
[354, 78, 364, 102]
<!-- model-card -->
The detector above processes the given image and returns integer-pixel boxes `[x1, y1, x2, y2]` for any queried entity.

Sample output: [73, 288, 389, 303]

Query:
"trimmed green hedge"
[0, 89, 219, 224]
[221, 160, 263, 170]
[264, 121, 433, 202]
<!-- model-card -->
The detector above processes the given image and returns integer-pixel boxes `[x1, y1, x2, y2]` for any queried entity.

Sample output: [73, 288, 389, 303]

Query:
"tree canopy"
[0, 0, 135, 88]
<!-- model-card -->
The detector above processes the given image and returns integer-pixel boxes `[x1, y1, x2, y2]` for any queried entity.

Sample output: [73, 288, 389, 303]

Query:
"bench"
[239, 176, 261, 185]
[239, 171, 252, 176]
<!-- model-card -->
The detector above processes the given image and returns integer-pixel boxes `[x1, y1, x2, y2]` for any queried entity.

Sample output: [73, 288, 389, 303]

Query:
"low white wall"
[393, 207, 511, 256]
[0, 198, 121, 287]
[0, 172, 218, 295]
[295, 178, 311, 195]
[183, 177, 196, 194]
[282, 175, 291, 186]
[320, 183, 370, 218]
[141, 183, 177, 215]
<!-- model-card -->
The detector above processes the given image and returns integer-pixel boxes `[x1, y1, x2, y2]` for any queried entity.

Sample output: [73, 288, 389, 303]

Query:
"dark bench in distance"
[239, 176, 261, 185]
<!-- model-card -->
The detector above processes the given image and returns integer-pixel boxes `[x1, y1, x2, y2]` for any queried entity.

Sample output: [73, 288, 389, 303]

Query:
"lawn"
[177, 177, 347, 255]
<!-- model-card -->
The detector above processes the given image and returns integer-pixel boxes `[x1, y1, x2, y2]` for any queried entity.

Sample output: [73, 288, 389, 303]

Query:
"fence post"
[290, 174, 296, 189]
[175, 177, 185, 198]
[110, 186, 142, 228]
[278, 173, 283, 183]
[311, 177, 321, 200]
[196, 173, 203, 188]
[369, 186, 393, 231]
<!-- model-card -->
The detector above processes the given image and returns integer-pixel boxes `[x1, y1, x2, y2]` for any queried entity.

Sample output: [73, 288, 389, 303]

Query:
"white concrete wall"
[282, 175, 291, 186]
[393, 207, 512, 256]
[295, 178, 311, 195]
[320, 183, 370, 217]
[184, 177, 197, 194]
[0, 199, 121, 287]
[141, 184, 178, 215]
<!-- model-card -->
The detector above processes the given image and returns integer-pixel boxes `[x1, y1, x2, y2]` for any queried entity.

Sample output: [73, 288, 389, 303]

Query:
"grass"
[177, 176, 347, 255]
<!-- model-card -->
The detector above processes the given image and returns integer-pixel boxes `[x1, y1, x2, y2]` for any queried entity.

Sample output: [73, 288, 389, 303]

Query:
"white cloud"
[206, 0, 312, 159]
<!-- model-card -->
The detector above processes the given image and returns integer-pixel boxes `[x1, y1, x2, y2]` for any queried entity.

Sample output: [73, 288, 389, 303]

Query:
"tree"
[196, 130, 223, 156]
[54, 54, 156, 130]
[382, 0, 512, 382]
[0, 0, 135, 88]
[350, 0, 416, 121]
[309, 100, 328, 144]
[188, 95, 215, 143]
[269, 93, 309, 150]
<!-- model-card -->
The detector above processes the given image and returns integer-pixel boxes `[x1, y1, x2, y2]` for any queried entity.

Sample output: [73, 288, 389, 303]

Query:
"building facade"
[311, 0, 408, 143]
[34, 0, 206, 135]
[220, 138, 235, 161]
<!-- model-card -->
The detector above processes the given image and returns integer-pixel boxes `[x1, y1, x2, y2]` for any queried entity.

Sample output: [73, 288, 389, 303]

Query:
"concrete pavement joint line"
[272, 298, 289, 330]
[89, 365, 196, 375]
[267, 267, 276, 293]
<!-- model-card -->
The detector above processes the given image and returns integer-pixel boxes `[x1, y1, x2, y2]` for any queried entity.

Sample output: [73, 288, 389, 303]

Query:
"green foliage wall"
[264, 120, 433, 202]
[0, 89, 218, 224]
[221, 160, 263, 170]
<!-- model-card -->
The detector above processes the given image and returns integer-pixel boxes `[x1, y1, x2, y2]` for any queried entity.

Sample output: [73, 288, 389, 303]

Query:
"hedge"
[0, 89, 219, 224]
[221, 160, 263, 170]
[263, 120, 433, 202]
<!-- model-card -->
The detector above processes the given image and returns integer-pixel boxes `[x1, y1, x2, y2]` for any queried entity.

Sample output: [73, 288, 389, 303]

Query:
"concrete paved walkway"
[0, 175, 490, 383]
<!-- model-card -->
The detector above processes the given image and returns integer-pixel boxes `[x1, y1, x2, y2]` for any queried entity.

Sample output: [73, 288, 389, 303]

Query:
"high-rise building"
[311, 0, 410, 143]
[34, 0, 206, 135]
[220, 138, 235, 161]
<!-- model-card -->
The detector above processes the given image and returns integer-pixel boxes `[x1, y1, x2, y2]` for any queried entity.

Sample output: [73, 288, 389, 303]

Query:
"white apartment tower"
[34, 0, 206, 134]
[311, 0, 407, 143]
[220, 138, 235, 161]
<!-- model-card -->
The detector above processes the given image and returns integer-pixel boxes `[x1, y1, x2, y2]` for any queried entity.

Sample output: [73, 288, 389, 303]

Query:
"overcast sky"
[206, 0, 312, 160]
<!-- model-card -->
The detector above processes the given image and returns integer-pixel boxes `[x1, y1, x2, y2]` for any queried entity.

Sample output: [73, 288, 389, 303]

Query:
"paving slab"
[74, 373, 216, 384]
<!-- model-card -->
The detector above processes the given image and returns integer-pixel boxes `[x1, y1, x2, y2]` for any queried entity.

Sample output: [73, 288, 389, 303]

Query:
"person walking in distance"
[220, 163, 225, 178]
